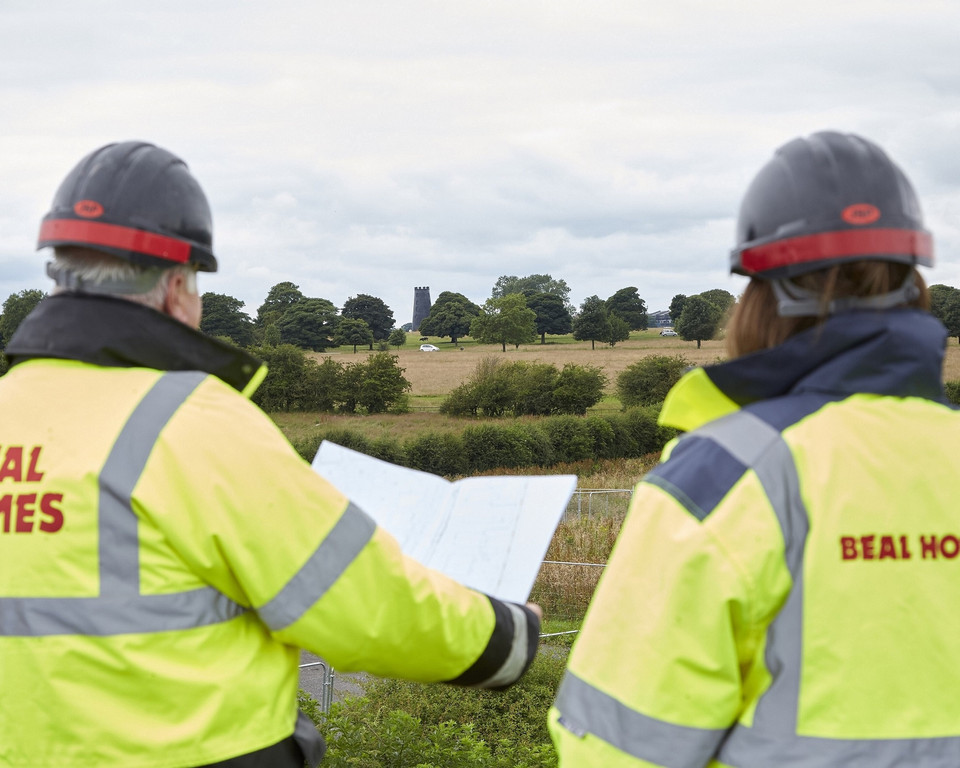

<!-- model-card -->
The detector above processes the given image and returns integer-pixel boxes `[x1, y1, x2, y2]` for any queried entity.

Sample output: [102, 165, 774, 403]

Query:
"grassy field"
[312, 329, 960, 398]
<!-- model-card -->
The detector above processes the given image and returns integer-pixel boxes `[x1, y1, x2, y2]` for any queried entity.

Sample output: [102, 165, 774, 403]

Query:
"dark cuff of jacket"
[447, 596, 540, 689]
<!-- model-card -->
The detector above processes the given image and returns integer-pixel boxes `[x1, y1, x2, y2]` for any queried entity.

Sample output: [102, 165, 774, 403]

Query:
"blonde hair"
[51, 247, 197, 310]
[726, 262, 929, 358]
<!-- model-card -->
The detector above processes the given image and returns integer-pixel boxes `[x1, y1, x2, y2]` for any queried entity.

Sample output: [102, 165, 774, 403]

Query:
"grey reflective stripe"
[553, 670, 726, 768]
[475, 602, 529, 688]
[0, 371, 247, 637]
[693, 413, 958, 766]
[644, 473, 711, 521]
[721, 729, 960, 767]
[257, 502, 376, 631]
[0, 588, 245, 636]
[694, 412, 810, 743]
[99, 370, 208, 596]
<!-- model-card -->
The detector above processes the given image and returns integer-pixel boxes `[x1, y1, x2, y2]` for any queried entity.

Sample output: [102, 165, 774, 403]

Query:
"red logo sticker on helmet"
[842, 203, 881, 225]
[73, 200, 104, 218]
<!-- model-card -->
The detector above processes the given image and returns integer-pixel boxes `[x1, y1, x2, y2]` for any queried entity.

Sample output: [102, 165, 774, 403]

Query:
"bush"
[340, 353, 411, 414]
[600, 412, 641, 458]
[509, 362, 558, 416]
[366, 436, 405, 464]
[462, 424, 531, 471]
[474, 358, 518, 417]
[405, 432, 469, 476]
[315, 699, 557, 768]
[946, 380, 960, 405]
[321, 429, 373, 456]
[441, 359, 607, 418]
[616, 354, 689, 408]
[251, 344, 333, 412]
[622, 406, 671, 456]
[311, 356, 344, 412]
[440, 382, 479, 417]
[513, 424, 556, 468]
[289, 432, 325, 463]
[540, 416, 594, 463]
[358, 352, 411, 414]
[551, 364, 606, 415]
[353, 650, 567, 755]
[584, 416, 617, 459]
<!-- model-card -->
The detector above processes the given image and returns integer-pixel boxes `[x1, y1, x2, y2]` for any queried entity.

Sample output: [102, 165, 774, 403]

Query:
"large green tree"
[605, 315, 631, 347]
[341, 294, 394, 345]
[0, 289, 45, 349]
[491, 274, 571, 306]
[256, 281, 304, 328]
[698, 288, 736, 318]
[572, 295, 610, 350]
[200, 293, 254, 347]
[929, 284, 960, 343]
[418, 291, 480, 345]
[668, 294, 687, 326]
[526, 292, 572, 344]
[334, 317, 374, 353]
[606, 287, 648, 330]
[676, 295, 722, 348]
[470, 293, 537, 352]
[276, 297, 339, 351]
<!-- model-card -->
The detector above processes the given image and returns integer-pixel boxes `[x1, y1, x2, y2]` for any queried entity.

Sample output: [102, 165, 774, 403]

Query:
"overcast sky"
[2, 0, 958, 325]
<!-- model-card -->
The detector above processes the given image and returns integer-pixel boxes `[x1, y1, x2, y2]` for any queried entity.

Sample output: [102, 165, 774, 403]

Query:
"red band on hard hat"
[738, 228, 933, 274]
[38, 219, 192, 264]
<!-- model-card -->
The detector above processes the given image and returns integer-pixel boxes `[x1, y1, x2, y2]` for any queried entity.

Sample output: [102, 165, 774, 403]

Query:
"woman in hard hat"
[550, 131, 959, 767]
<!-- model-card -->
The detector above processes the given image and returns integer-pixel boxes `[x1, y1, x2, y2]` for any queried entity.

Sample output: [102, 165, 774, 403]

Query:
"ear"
[162, 270, 201, 328]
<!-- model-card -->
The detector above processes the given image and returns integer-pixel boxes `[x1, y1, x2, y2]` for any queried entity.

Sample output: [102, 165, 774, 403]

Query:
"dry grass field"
[312, 330, 960, 397]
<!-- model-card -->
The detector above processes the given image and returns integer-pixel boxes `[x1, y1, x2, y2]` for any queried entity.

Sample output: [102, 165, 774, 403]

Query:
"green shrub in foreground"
[316, 648, 566, 768]
[316, 701, 556, 768]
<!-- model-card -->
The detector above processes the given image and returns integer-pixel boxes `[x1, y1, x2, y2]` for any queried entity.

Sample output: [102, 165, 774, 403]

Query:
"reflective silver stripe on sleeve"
[473, 602, 530, 688]
[0, 371, 247, 637]
[256, 502, 377, 632]
[553, 670, 727, 768]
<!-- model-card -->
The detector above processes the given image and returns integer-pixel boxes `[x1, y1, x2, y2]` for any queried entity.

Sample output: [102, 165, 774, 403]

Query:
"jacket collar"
[661, 309, 947, 432]
[5, 293, 265, 395]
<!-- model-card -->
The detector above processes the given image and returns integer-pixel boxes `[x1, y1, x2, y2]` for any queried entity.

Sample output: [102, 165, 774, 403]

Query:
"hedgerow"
[289, 407, 674, 476]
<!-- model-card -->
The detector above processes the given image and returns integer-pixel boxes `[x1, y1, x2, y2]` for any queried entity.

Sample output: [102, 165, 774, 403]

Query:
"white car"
[659, 329, 678, 336]
[419, 344, 440, 352]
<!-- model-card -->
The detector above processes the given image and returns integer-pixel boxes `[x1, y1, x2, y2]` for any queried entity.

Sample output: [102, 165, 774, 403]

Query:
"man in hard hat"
[550, 131, 960, 766]
[0, 142, 540, 768]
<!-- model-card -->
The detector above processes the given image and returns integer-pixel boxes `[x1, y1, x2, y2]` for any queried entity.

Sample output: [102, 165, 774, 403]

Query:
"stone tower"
[412, 286, 432, 330]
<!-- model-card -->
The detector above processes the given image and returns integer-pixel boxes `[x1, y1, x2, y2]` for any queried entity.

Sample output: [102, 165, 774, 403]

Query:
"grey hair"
[49, 247, 197, 310]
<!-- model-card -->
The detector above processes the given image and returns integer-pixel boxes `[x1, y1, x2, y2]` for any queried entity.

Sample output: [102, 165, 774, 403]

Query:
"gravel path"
[299, 650, 368, 707]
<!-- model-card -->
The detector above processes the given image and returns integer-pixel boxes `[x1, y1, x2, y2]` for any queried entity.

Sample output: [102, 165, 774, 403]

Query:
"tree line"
[5, 275, 960, 373]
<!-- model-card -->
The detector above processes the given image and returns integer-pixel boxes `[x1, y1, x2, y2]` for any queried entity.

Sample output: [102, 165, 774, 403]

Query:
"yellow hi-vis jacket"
[550, 309, 960, 767]
[0, 294, 538, 768]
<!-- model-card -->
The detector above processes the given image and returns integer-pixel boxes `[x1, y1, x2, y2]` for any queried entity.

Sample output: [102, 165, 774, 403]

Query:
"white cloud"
[0, 0, 958, 325]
